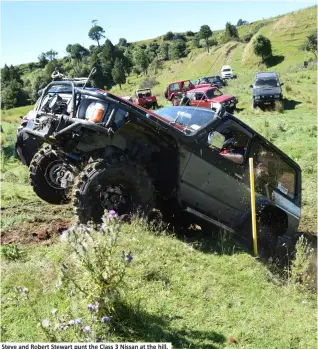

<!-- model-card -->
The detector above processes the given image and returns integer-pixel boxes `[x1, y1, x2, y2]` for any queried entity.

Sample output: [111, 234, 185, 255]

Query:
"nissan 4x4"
[250, 72, 284, 109]
[23, 74, 301, 258]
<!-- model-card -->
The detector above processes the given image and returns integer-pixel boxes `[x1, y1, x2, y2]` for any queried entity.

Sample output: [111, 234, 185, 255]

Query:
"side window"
[203, 123, 251, 165]
[277, 159, 296, 198]
[255, 145, 296, 199]
[187, 92, 195, 100]
[195, 93, 204, 100]
[169, 83, 179, 91]
[183, 81, 191, 88]
[113, 108, 127, 129]
[208, 131, 225, 149]
[214, 89, 223, 97]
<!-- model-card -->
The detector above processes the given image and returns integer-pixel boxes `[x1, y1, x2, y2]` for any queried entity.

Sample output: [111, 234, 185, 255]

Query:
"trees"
[300, 31, 317, 58]
[38, 53, 48, 68]
[133, 47, 149, 75]
[163, 31, 174, 41]
[88, 20, 105, 48]
[118, 38, 128, 47]
[192, 33, 201, 48]
[158, 42, 169, 61]
[1, 80, 27, 109]
[199, 25, 212, 52]
[253, 35, 272, 62]
[169, 40, 186, 60]
[225, 22, 239, 40]
[46, 49, 58, 61]
[111, 58, 126, 89]
[66, 44, 89, 61]
[237, 19, 248, 26]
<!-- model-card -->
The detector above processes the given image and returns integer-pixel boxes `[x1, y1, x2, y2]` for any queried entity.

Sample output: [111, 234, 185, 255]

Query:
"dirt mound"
[1, 220, 70, 245]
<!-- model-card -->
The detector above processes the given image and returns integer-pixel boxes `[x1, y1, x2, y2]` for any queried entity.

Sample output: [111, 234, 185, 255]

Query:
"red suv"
[164, 79, 214, 103]
[181, 86, 238, 113]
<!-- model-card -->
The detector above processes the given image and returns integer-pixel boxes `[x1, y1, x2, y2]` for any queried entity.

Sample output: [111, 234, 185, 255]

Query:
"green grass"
[1, 221, 316, 346]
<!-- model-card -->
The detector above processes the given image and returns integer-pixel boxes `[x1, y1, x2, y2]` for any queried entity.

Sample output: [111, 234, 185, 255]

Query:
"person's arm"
[220, 152, 244, 164]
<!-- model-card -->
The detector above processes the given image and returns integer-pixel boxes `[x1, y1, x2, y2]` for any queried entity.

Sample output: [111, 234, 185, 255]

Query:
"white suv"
[221, 65, 233, 79]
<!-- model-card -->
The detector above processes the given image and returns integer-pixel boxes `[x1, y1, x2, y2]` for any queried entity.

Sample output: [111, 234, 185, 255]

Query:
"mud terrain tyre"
[73, 154, 155, 224]
[29, 145, 72, 205]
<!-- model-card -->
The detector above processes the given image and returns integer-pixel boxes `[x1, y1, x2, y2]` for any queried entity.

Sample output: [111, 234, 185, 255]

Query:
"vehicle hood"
[211, 95, 235, 103]
[253, 87, 281, 96]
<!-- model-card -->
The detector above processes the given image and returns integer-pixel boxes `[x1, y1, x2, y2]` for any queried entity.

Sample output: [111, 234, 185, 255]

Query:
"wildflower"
[109, 210, 116, 215]
[42, 319, 50, 328]
[88, 304, 94, 311]
[126, 252, 133, 263]
[68, 320, 75, 326]
[108, 215, 114, 219]
[101, 316, 110, 323]
[83, 325, 91, 332]
[75, 318, 82, 325]
[51, 308, 58, 316]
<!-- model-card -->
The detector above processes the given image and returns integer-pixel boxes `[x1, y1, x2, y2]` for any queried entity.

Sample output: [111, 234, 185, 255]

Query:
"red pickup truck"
[178, 86, 238, 113]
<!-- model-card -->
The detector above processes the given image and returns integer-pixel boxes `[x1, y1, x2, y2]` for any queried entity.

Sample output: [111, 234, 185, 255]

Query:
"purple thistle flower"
[126, 252, 133, 263]
[109, 210, 116, 215]
[101, 316, 110, 323]
[108, 215, 113, 219]
[75, 318, 82, 325]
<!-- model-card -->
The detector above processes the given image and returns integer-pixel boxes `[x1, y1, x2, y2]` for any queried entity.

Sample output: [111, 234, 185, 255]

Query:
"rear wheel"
[29, 145, 74, 204]
[238, 218, 279, 259]
[73, 154, 155, 223]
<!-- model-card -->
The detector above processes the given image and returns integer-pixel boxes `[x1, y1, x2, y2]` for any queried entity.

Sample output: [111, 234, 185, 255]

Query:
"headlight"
[254, 96, 260, 100]
[274, 94, 280, 98]
[85, 102, 106, 123]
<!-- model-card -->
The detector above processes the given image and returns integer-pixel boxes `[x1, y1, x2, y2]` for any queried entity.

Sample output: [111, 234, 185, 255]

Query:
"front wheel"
[29, 145, 74, 204]
[73, 155, 155, 223]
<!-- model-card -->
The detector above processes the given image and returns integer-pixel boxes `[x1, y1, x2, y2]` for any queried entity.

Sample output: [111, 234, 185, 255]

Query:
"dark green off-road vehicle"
[24, 77, 301, 257]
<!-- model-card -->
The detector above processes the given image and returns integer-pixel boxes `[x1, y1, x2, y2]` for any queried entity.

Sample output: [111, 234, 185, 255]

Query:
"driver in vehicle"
[219, 132, 245, 164]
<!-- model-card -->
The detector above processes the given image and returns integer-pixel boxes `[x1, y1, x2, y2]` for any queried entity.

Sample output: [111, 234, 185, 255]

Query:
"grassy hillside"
[1, 5, 317, 345]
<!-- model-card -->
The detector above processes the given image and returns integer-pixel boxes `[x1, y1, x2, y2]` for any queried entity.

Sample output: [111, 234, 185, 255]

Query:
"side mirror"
[249, 85, 253, 88]
[280, 82, 284, 86]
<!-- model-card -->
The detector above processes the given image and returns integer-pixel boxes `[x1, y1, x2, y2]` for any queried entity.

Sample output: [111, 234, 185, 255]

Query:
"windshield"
[222, 69, 231, 72]
[155, 106, 216, 135]
[254, 78, 279, 88]
[206, 88, 223, 99]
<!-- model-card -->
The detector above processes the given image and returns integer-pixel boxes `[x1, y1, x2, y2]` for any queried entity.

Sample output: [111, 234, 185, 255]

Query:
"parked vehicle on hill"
[164, 79, 213, 104]
[250, 72, 284, 109]
[23, 78, 301, 258]
[121, 96, 133, 102]
[134, 88, 158, 109]
[197, 75, 227, 88]
[221, 65, 234, 79]
[175, 86, 238, 113]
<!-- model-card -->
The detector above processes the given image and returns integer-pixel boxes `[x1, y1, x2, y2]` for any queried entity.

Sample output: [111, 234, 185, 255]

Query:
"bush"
[242, 32, 254, 43]
[140, 77, 160, 89]
[14, 212, 134, 342]
[1, 243, 26, 261]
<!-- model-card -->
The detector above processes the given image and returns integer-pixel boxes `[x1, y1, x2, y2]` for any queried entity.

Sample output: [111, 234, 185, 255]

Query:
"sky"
[1, 0, 316, 67]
